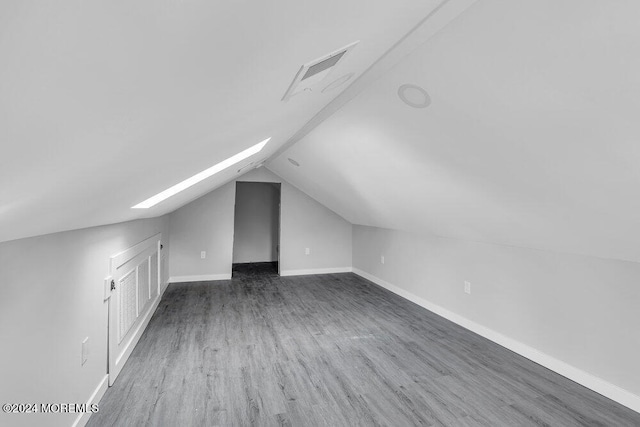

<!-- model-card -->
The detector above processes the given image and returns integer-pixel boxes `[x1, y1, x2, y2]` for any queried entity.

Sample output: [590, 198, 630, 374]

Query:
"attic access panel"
[282, 41, 359, 101]
[301, 50, 346, 81]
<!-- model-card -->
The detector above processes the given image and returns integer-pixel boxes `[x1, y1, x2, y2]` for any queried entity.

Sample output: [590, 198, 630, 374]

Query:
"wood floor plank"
[88, 264, 640, 426]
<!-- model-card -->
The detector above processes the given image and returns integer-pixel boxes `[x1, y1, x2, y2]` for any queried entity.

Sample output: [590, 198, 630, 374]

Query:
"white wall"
[0, 217, 170, 427]
[233, 182, 280, 263]
[278, 169, 352, 275]
[169, 168, 352, 280]
[352, 225, 640, 409]
[169, 181, 236, 281]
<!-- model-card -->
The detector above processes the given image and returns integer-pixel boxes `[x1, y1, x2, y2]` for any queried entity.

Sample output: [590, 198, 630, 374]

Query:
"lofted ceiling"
[4, 0, 638, 264]
[0, 0, 475, 243]
[269, 0, 640, 262]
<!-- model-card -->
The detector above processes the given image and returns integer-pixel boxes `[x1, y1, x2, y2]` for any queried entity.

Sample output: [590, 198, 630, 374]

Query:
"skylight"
[132, 137, 271, 209]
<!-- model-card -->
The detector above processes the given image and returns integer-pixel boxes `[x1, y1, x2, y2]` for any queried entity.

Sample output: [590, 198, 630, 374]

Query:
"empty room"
[1, 1, 639, 426]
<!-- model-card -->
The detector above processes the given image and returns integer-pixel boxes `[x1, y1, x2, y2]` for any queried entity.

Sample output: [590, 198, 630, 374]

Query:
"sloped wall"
[352, 225, 640, 410]
[169, 168, 352, 280]
[0, 217, 170, 427]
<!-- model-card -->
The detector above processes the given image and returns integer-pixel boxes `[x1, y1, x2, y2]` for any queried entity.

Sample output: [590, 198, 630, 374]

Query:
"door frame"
[106, 233, 163, 386]
[231, 181, 282, 275]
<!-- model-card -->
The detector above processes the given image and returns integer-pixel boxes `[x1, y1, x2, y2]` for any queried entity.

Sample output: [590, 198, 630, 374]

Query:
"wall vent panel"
[137, 258, 150, 315]
[150, 252, 159, 300]
[118, 269, 137, 343]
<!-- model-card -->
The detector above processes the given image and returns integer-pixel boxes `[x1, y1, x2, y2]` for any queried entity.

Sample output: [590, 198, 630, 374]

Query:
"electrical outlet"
[200, 251, 206, 259]
[464, 281, 471, 294]
[305, 248, 310, 255]
[82, 337, 89, 366]
[381, 255, 385, 264]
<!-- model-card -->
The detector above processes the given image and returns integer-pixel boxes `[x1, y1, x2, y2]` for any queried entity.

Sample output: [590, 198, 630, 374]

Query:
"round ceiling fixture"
[322, 73, 355, 93]
[398, 84, 431, 109]
[288, 158, 300, 167]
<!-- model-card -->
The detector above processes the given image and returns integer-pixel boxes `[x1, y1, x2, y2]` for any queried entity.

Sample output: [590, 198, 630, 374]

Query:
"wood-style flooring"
[88, 266, 640, 426]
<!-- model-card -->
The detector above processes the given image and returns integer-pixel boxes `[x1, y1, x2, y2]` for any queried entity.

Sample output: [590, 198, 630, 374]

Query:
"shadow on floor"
[232, 262, 278, 278]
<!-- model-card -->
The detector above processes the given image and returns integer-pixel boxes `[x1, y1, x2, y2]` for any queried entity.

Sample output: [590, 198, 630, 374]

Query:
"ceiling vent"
[282, 41, 359, 101]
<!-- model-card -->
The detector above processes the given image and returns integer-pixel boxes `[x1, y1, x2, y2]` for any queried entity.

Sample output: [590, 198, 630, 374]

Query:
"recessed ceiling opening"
[302, 51, 346, 81]
[282, 41, 359, 101]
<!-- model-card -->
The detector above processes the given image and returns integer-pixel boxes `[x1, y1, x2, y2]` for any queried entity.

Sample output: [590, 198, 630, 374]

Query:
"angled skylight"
[132, 137, 271, 209]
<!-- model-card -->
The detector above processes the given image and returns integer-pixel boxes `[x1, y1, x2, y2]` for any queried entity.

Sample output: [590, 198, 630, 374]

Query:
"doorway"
[232, 181, 281, 277]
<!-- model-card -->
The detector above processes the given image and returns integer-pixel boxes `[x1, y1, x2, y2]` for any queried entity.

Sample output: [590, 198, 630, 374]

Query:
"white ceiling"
[1, 0, 472, 242]
[269, 0, 640, 262]
[5, 0, 638, 264]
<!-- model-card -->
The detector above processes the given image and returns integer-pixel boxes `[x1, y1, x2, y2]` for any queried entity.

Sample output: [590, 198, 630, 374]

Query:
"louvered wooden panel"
[118, 269, 137, 343]
[137, 258, 150, 316]
[109, 233, 163, 386]
[150, 252, 159, 301]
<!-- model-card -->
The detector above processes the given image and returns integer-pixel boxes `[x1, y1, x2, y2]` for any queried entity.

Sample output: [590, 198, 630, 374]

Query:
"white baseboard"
[72, 374, 108, 427]
[352, 268, 640, 414]
[169, 274, 231, 283]
[280, 267, 353, 277]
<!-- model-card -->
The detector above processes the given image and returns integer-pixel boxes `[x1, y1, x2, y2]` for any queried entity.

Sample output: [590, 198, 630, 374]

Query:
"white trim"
[352, 268, 640, 414]
[280, 267, 352, 276]
[72, 374, 108, 427]
[169, 274, 231, 283]
[111, 289, 163, 383]
[110, 233, 161, 270]
[108, 234, 164, 386]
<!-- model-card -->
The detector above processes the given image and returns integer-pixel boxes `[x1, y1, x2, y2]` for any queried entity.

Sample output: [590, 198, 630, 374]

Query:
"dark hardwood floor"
[232, 262, 279, 278]
[88, 268, 640, 426]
